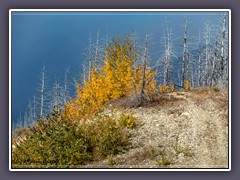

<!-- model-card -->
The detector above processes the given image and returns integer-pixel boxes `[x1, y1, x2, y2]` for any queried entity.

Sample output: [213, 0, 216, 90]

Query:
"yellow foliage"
[159, 84, 168, 94]
[63, 36, 157, 122]
[185, 80, 190, 91]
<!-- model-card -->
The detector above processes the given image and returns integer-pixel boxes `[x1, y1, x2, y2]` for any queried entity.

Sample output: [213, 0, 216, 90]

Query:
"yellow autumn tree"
[102, 37, 136, 98]
[63, 35, 157, 122]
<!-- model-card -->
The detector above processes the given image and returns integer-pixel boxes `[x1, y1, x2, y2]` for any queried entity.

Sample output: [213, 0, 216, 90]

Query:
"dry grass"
[107, 92, 186, 110]
[189, 87, 228, 109]
[143, 94, 185, 108]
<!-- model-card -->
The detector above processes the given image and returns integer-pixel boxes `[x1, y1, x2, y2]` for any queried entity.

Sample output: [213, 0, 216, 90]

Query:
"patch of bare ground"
[82, 88, 229, 168]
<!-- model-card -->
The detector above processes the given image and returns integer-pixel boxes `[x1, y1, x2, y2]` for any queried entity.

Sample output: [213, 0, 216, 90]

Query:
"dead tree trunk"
[188, 52, 193, 87]
[197, 31, 203, 87]
[32, 96, 36, 123]
[204, 23, 211, 86]
[181, 19, 188, 87]
[219, 14, 227, 85]
[186, 52, 191, 82]
[38, 65, 47, 118]
[210, 33, 218, 86]
[93, 31, 100, 71]
[88, 35, 93, 81]
[52, 75, 63, 111]
[163, 24, 172, 87]
[140, 34, 149, 104]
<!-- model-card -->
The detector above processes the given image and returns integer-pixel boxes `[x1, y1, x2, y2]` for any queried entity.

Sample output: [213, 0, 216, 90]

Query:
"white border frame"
[9, 9, 231, 172]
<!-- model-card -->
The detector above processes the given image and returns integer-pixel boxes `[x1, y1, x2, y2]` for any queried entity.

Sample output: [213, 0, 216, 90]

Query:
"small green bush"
[118, 112, 139, 129]
[86, 114, 131, 159]
[107, 154, 118, 166]
[156, 148, 172, 166]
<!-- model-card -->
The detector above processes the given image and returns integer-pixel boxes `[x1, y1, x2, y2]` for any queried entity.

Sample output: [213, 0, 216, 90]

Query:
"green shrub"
[86, 114, 131, 159]
[144, 146, 172, 166]
[12, 117, 93, 166]
[107, 154, 118, 166]
[12, 111, 132, 167]
[156, 148, 172, 166]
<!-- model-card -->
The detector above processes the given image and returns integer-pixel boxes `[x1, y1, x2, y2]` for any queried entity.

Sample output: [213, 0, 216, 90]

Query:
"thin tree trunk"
[33, 96, 36, 123]
[182, 19, 188, 87]
[140, 35, 149, 104]
[205, 23, 211, 86]
[93, 31, 100, 71]
[219, 14, 227, 85]
[210, 34, 218, 86]
[88, 35, 92, 80]
[39, 65, 46, 117]
[163, 24, 172, 87]
[198, 31, 203, 87]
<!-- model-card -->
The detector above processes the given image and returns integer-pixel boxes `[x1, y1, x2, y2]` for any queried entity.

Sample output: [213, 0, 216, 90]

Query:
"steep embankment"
[83, 88, 229, 168]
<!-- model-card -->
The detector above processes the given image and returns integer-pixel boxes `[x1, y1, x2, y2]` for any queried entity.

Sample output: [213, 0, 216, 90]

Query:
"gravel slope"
[83, 88, 229, 168]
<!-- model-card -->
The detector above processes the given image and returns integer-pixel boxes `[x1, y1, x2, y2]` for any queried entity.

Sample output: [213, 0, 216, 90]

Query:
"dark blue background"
[11, 11, 225, 127]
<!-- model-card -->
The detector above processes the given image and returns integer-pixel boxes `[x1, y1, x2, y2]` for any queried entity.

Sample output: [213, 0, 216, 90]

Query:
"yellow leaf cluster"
[185, 80, 190, 91]
[159, 84, 169, 94]
[126, 119, 134, 128]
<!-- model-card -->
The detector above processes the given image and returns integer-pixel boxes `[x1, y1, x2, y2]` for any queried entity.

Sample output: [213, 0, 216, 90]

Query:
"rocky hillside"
[82, 87, 229, 168]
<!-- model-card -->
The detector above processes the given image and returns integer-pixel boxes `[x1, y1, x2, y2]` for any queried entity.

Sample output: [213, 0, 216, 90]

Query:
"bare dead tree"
[51, 75, 65, 111]
[163, 23, 173, 87]
[210, 32, 219, 86]
[197, 30, 203, 87]
[188, 52, 194, 87]
[140, 34, 150, 104]
[87, 34, 93, 80]
[40, 65, 46, 116]
[204, 22, 211, 86]
[93, 30, 100, 71]
[186, 50, 191, 82]
[37, 65, 49, 118]
[219, 14, 226, 82]
[129, 29, 140, 98]
[154, 20, 177, 88]
[218, 14, 228, 86]
[32, 96, 36, 123]
[63, 68, 70, 104]
[181, 18, 189, 87]
[81, 35, 93, 85]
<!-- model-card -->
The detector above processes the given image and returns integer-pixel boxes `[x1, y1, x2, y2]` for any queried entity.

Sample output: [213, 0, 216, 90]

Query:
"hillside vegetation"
[12, 34, 229, 169]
